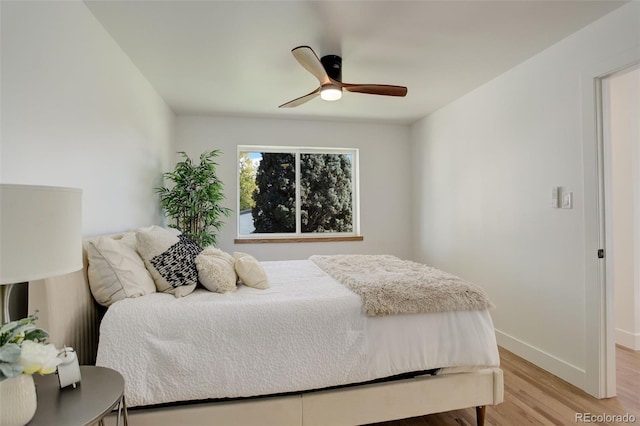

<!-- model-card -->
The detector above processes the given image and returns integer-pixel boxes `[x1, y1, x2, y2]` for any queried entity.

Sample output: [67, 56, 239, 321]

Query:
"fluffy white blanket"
[310, 255, 494, 316]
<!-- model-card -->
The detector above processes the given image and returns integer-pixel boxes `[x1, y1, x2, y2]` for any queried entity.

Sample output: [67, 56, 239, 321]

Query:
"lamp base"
[0, 284, 8, 324]
[1, 282, 28, 323]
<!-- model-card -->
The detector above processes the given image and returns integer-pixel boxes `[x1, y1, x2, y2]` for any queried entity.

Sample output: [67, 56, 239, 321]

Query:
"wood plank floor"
[372, 346, 639, 426]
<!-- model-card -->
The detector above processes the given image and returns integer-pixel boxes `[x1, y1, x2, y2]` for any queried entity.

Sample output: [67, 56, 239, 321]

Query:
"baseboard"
[495, 329, 586, 389]
[615, 328, 640, 350]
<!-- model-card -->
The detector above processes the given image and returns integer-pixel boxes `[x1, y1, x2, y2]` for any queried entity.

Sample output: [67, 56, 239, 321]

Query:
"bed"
[28, 232, 503, 426]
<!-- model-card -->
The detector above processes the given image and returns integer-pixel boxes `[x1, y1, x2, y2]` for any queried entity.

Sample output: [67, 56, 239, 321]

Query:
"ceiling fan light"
[320, 85, 342, 101]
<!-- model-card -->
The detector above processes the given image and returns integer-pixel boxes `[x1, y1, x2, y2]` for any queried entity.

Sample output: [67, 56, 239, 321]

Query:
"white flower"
[19, 340, 62, 375]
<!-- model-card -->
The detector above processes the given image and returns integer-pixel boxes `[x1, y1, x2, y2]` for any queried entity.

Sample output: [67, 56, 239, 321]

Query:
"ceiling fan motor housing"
[321, 55, 342, 82]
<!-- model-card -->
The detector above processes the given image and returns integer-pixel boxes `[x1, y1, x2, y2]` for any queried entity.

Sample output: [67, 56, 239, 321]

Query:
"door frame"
[581, 47, 640, 398]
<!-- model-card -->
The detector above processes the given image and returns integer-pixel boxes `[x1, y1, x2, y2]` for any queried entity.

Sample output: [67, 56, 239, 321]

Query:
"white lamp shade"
[0, 184, 82, 284]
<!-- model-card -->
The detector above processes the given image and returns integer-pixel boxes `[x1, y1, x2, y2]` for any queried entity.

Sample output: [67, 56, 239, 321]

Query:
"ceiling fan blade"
[341, 83, 408, 97]
[279, 88, 321, 108]
[292, 46, 331, 86]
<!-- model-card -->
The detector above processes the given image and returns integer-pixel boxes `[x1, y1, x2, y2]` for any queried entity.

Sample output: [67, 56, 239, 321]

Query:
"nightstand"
[30, 366, 128, 426]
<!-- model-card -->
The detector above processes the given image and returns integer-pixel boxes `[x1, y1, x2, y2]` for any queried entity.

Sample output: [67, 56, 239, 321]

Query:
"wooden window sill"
[234, 236, 364, 244]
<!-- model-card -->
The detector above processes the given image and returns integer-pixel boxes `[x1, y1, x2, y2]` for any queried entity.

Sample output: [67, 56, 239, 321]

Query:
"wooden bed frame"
[28, 238, 503, 426]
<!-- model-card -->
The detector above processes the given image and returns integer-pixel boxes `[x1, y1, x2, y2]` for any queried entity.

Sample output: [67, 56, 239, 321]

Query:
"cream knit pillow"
[195, 248, 237, 293]
[233, 252, 269, 289]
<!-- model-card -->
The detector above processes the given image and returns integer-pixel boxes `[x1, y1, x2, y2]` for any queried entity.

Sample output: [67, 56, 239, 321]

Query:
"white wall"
[176, 116, 412, 261]
[410, 2, 640, 390]
[1, 1, 175, 236]
[609, 67, 640, 350]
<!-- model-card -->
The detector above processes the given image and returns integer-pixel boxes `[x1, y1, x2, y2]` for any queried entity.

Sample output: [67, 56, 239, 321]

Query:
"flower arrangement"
[0, 312, 61, 381]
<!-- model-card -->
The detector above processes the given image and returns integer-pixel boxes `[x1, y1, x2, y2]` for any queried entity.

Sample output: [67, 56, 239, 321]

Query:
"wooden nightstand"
[30, 366, 128, 426]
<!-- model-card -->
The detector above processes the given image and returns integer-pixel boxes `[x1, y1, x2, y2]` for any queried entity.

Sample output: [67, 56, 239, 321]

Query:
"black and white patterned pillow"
[136, 226, 203, 297]
[150, 234, 202, 288]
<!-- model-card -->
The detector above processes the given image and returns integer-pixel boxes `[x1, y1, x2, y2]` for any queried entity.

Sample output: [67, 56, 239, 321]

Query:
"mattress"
[96, 260, 500, 407]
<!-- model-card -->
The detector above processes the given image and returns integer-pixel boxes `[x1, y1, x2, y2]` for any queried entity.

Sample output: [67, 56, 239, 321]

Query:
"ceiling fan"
[279, 46, 408, 108]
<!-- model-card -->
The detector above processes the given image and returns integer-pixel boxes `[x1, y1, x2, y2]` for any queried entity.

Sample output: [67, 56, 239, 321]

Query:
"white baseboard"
[495, 329, 586, 390]
[615, 328, 640, 350]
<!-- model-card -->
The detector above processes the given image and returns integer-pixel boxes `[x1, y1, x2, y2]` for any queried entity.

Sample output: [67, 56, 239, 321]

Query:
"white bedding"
[96, 260, 499, 407]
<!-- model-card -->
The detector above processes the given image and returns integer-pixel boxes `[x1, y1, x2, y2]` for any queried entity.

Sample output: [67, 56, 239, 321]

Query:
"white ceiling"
[85, 0, 626, 124]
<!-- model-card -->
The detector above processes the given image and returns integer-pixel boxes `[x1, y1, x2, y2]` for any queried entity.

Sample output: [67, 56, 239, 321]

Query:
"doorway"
[602, 65, 640, 362]
[602, 65, 640, 400]
[582, 48, 640, 399]
[590, 60, 640, 398]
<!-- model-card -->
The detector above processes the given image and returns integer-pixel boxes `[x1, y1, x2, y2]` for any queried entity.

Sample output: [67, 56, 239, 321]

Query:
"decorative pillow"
[195, 248, 237, 293]
[136, 226, 202, 297]
[86, 233, 156, 307]
[233, 252, 269, 289]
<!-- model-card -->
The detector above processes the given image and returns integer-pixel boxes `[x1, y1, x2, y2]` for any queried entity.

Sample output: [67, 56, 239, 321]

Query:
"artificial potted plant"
[0, 313, 62, 425]
[157, 150, 232, 247]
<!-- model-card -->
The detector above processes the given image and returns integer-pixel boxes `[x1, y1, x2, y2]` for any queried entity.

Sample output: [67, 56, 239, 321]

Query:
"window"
[237, 146, 360, 241]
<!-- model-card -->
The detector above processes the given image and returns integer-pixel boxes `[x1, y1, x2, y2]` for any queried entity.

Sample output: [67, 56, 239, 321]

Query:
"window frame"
[236, 145, 361, 242]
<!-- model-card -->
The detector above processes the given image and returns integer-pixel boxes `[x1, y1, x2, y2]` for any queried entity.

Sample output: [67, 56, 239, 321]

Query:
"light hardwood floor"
[373, 346, 639, 426]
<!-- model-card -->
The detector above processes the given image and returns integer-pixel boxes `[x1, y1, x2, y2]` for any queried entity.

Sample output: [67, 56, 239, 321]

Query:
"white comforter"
[96, 260, 499, 407]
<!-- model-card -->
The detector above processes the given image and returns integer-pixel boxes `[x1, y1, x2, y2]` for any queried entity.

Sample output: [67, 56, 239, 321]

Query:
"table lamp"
[0, 184, 82, 324]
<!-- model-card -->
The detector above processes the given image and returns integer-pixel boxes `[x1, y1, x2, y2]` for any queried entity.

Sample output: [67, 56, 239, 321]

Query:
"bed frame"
[28, 238, 503, 426]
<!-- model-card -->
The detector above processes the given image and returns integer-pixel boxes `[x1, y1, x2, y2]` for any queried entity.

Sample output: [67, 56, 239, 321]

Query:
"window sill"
[234, 236, 364, 244]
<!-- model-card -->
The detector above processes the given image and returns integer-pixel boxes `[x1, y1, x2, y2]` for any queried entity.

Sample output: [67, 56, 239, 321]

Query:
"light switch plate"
[562, 192, 573, 209]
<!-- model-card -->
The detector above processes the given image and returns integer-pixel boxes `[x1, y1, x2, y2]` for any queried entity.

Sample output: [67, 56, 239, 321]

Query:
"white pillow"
[233, 252, 269, 289]
[86, 233, 156, 307]
[136, 226, 202, 297]
[195, 248, 237, 293]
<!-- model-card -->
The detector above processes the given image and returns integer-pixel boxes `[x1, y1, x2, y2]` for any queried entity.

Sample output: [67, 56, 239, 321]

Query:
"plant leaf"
[0, 322, 18, 335]
[0, 361, 24, 380]
[0, 343, 21, 363]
